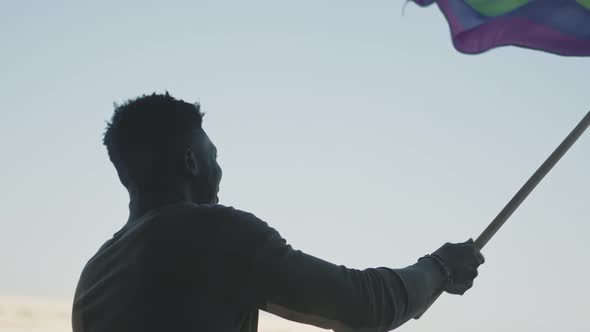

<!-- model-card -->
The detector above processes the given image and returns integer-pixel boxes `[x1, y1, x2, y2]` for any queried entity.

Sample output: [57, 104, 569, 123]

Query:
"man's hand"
[431, 239, 485, 295]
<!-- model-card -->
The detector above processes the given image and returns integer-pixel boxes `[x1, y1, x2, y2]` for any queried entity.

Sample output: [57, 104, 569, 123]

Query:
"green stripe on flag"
[577, 0, 590, 10]
[465, 0, 531, 16]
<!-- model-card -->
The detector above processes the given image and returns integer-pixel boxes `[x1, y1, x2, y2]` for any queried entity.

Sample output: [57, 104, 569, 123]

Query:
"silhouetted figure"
[72, 93, 484, 332]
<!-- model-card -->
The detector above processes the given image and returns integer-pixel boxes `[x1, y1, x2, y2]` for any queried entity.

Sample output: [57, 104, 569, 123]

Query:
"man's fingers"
[454, 267, 478, 284]
[461, 281, 474, 294]
[465, 238, 485, 265]
[475, 250, 485, 265]
[446, 281, 473, 295]
[445, 285, 462, 295]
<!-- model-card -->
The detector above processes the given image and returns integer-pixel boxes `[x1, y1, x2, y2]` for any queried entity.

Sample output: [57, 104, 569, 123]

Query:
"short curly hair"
[103, 92, 204, 190]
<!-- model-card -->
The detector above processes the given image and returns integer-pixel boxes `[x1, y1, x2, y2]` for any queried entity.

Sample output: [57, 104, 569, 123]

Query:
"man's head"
[103, 92, 221, 204]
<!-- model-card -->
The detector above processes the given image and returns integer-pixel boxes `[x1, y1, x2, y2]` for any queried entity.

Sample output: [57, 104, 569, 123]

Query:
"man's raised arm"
[224, 207, 483, 332]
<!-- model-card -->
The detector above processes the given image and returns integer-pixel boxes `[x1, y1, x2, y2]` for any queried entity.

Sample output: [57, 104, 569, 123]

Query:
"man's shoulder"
[186, 203, 278, 237]
[170, 202, 257, 220]
[157, 203, 280, 253]
[160, 202, 268, 232]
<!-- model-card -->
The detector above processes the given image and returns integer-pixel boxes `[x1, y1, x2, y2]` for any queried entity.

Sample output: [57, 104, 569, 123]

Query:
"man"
[72, 92, 484, 332]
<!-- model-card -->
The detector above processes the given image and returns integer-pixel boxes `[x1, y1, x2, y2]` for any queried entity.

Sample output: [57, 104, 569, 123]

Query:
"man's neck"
[127, 190, 191, 223]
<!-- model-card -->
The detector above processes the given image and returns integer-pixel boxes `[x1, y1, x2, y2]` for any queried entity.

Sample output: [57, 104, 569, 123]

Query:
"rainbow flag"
[413, 0, 590, 56]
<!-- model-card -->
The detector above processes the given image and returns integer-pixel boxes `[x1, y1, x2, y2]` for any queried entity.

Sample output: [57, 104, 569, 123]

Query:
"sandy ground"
[0, 296, 323, 332]
[0, 297, 71, 332]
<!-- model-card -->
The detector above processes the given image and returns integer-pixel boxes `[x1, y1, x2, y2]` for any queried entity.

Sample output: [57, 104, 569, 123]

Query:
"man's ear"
[184, 147, 200, 177]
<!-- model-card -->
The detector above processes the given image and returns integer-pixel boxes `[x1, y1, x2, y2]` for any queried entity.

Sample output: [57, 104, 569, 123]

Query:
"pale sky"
[1, 1, 589, 331]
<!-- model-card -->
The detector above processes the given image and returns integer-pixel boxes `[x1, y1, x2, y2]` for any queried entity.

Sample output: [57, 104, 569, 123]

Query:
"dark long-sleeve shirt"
[72, 202, 444, 332]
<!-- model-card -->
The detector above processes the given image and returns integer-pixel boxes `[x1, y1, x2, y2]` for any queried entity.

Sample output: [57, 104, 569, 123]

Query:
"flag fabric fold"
[413, 0, 590, 56]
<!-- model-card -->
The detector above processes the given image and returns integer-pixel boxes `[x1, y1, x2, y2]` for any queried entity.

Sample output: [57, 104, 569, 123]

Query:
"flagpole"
[415, 110, 590, 319]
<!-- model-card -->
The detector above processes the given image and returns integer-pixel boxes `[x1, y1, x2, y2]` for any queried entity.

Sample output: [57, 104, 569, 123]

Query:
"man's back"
[72, 202, 260, 332]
